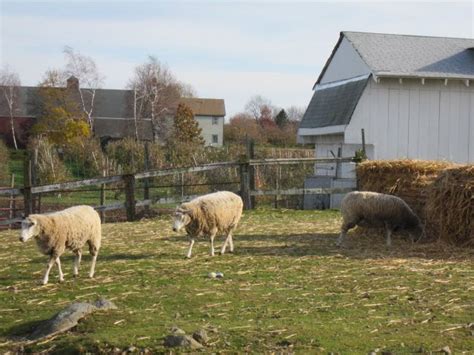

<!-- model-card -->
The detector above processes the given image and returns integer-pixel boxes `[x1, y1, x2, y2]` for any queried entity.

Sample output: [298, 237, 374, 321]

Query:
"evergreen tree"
[274, 109, 289, 129]
[172, 103, 205, 145]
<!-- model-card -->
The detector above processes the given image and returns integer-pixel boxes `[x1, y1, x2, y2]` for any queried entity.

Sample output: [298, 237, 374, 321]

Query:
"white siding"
[195, 115, 224, 147]
[345, 78, 474, 163]
[319, 37, 371, 84]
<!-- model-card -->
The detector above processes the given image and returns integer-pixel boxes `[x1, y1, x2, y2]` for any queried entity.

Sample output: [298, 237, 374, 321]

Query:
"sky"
[0, 1, 473, 117]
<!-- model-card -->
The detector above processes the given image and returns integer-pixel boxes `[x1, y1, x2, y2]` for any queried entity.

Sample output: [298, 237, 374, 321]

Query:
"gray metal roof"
[299, 75, 369, 129]
[344, 31, 474, 80]
[0, 86, 226, 119]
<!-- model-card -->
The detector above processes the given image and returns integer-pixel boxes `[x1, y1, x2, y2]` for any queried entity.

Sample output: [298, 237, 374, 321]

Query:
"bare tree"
[63, 46, 104, 130]
[286, 105, 306, 122]
[245, 95, 275, 121]
[128, 56, 193, 142]
[0, 66, 21, 149]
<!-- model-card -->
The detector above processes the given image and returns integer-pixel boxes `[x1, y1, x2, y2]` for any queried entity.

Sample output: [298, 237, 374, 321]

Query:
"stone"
[27, 299, 117, 341]
[163, 335, 203, 349]
[192, 329, 209, 344]
[170, 326, 186, 335]
[440, 346, 452, 355]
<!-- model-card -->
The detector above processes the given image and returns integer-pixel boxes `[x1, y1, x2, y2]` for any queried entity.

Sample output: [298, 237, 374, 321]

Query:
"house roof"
[300, 75, 369, 129]
[179, 98, 226, 117]
[0, 86, 225, 119]
[316, 31, 474, 85]
[94, 118, 153, 140]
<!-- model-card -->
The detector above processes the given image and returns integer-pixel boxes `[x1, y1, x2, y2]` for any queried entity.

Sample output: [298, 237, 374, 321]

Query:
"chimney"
[66, 75, 79, 90]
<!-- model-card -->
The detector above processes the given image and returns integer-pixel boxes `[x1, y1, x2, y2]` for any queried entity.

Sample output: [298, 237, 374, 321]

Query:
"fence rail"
[0, 151, 358, 227]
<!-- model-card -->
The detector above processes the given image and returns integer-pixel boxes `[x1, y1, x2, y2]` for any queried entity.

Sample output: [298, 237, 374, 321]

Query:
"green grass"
[0, 209, 473, 353]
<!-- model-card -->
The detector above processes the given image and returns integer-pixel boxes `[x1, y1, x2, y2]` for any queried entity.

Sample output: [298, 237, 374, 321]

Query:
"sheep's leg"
[385, 223, 392, 247]
[42, 256, 56, 285]
[209, 231, 217, 257]
[55, 257, 64, 283]
[220, 232, 232, 255]
[186, 238, 195, 259]
[336, 221, 355, 246]
[87, 240, 100, 278]
[228, 233, 234, 253]
[73, 250, 82, 277]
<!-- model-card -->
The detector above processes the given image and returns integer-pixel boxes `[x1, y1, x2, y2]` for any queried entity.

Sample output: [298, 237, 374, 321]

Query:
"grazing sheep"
[336, 191, 424, 247]
[172, 191, 243, 258]
[20, 205, 101, 285]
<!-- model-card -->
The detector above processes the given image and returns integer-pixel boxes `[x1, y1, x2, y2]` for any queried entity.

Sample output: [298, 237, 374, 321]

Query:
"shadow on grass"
[98, 253, 156, 261]
[232, 232, 473, 261]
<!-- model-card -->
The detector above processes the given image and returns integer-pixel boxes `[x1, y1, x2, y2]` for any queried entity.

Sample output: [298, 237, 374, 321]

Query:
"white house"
[298, 31, 474, 176]
[180, 98, 226, 147]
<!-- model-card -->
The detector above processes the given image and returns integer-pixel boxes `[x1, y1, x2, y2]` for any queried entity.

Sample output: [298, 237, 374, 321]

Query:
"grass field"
[0, 209, 473, 353]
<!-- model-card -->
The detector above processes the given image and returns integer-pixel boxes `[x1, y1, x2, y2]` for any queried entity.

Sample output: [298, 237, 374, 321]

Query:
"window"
[212, 134, 218, 144]
[212, 117, 219, 125]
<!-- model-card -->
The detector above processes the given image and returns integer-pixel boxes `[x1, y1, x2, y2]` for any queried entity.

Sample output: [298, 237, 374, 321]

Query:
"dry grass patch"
[0, 208, 473, 353]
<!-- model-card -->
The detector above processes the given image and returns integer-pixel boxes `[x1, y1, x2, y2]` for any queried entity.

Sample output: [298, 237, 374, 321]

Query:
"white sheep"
[336, 191, 424, 247]
[172, 191, 243, 258]
[19, 205, 101, 284]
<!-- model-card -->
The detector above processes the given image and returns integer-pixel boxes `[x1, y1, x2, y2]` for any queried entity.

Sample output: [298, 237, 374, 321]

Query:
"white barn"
[298, 31, 474, 175]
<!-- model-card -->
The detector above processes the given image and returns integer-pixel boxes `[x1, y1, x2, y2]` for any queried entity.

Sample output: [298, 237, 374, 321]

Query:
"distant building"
[0, 78, 225, 147]
[298, 31, 474, 173]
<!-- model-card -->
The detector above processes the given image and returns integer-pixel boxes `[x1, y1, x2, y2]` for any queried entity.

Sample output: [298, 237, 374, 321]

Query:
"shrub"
[106, 138, 166, 174]
[29, 138, 71, 184]
[0, 139, 10, 185]
[63, 137, 105, 178]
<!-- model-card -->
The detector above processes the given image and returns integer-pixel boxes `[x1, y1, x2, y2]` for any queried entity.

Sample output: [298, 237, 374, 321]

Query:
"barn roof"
[316, 31, 474, 85]
[299, 75, 369, 130]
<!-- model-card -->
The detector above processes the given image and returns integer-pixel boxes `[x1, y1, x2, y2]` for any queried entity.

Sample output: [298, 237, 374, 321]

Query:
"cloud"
[1, 1, 472, 117]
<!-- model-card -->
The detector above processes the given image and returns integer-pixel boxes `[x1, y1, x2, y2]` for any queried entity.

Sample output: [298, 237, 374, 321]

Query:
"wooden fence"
[0, 155, 357, 227]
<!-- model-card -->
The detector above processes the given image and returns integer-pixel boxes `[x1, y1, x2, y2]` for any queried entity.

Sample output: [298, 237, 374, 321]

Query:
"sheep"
[19, 205, 101, 285]
[172, 191, 243, 258]
[336, 191, 424, 247]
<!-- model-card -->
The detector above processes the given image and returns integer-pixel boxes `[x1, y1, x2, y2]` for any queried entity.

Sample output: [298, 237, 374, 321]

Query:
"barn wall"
[319, 37, 371, 84]
[345, 78, 474, 163]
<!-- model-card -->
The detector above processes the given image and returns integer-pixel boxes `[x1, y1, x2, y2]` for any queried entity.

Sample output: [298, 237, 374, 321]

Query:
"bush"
[63, 138, 105, 178]
[106, 138, 166, 174]
[0, 139, 10, 185]
[29, 138, 71, 184]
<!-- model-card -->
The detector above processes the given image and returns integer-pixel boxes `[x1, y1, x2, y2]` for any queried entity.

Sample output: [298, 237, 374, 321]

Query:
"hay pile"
[357, 160, 451, 219]
[357, 160, 473, 246]
[425, 165, 474, 246]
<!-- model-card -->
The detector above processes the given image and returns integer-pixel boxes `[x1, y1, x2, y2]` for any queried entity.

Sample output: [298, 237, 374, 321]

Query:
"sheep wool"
[173, 191, 243, 258]
[336, 191, 423, 247]
[20, 205, 101, 284]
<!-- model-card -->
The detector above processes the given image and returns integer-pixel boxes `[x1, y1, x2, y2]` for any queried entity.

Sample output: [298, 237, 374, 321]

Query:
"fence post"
[9, 174, 15, 228]
[123, 174, 136, 221]
[99, 168, 106, 223]
[23, 154, 33, 217]
[32, 148, 40, 213]
[361, 128, 366, 157]
[240, 162, 252, 210]
[143, 142, 150, 215]
[246, 138, 256, 208]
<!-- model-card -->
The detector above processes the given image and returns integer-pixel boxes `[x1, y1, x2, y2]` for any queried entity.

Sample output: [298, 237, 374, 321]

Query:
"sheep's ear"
[181, 209, 192, 215]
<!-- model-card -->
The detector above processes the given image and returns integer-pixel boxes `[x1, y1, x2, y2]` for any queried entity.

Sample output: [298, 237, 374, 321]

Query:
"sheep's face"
[20, 217, 39, 242]
[172, 208, 191, 232]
